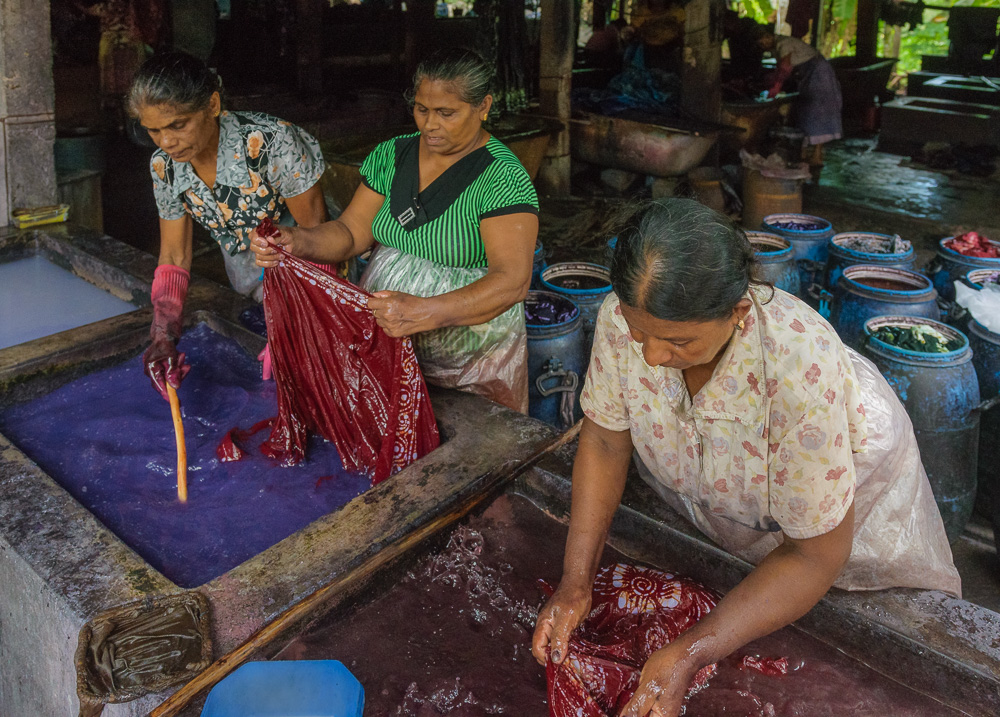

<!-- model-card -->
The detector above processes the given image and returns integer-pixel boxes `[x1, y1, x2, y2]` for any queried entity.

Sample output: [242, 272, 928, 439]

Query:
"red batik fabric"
[546, 563, 719, 717]
[251, 221, 439, 483]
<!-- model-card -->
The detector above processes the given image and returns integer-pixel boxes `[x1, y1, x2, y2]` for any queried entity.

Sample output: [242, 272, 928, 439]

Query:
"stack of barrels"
[750, 213, 1000, 545]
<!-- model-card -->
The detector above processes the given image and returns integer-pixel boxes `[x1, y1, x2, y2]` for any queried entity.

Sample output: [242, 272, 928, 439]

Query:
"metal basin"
[570, 112, 719, 177]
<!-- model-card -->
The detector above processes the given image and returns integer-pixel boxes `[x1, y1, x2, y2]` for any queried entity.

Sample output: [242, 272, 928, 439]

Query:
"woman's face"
[138, 91, 221, 163]
[413, 79, 491, 155]
[619, 300, 751, 371]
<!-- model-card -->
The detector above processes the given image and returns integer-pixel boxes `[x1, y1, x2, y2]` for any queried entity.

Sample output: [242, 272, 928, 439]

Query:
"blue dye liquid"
[0, 255, 136, 349]
[0, 324, 370, 588]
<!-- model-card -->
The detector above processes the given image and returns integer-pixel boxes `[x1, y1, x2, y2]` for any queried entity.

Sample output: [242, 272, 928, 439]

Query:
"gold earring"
[738, 319, 745, 331]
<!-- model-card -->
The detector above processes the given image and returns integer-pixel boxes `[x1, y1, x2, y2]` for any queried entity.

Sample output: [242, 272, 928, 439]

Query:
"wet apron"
[636, 348, 960, 595]
[794, 55, 843, 145]
[360, 245, 529, 414]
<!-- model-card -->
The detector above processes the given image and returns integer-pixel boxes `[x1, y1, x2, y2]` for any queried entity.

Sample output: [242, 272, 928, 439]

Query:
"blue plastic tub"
[201, 660, 364, 717]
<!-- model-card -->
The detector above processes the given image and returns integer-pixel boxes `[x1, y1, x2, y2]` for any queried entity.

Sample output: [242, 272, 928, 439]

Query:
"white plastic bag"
[955, 280, 1000, 334]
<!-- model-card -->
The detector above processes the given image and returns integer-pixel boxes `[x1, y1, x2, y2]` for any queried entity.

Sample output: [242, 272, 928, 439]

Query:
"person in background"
[532, 199, 958, 717]
[251, 48, 538, 413]
[129, 51, 327, 400]
[757, 27, 842, 168]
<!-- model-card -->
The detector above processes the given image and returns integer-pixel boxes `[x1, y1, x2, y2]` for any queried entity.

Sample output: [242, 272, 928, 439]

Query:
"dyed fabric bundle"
[946, 231, 1000, 258]
[241, 220, 439, 484]
[840, 233, 911, 255]
[546, 563, 718, 717]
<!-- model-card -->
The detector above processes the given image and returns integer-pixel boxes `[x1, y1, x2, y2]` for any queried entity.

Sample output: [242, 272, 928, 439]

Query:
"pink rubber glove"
[258, 343, 272, 380]
[143, 264, 190, 400]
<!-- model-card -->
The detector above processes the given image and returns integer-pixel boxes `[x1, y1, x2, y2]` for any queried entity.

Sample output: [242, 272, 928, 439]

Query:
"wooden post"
[855, 0, 880, 63]
[536, 0, 575, 197]
[295, 0, 324, 96]
[681, 0, 724, 124]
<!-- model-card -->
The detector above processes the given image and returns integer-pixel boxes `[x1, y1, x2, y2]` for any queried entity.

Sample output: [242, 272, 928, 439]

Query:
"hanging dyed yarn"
[946, 231, 1000, 258]
[546, 563, 720, 717]
[871, 324, 962, 353]
[224, 219, 440, 484]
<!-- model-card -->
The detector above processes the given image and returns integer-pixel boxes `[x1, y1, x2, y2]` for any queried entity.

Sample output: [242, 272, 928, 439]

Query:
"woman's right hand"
[531, 581, 593, 666]
[250, 224, 298, 268]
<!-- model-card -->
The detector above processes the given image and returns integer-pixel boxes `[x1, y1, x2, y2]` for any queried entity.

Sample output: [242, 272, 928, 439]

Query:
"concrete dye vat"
[0, 225, 569, 716]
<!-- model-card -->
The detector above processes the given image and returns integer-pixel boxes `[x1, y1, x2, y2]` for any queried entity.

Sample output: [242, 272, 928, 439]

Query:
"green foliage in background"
[737, 0, 998, 87]
[880, 0, 999, 77]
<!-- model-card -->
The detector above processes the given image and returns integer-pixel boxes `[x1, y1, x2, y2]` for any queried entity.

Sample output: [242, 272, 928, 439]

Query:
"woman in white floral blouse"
[532, 198, 959, 717]
[127, 52, 327, 400]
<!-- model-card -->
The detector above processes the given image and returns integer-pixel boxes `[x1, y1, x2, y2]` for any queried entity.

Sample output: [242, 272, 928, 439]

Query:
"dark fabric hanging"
[241, 219, 440, 484]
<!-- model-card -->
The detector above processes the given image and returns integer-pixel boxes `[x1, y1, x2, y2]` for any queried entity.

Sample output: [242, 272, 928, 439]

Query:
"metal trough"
[569, 112, 720, 177]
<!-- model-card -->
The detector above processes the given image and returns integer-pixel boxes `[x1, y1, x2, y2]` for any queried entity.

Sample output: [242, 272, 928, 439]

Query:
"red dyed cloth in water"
[238, 219, 439, 483]
[546, 563, 719, 717]
[946, 232, 1000, 258]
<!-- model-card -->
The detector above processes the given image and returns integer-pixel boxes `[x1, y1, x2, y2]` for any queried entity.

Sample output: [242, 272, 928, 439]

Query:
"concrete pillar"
[536, 0, 575, 196]
[681, 0, 724, 124]
[0, 0, 58, 224]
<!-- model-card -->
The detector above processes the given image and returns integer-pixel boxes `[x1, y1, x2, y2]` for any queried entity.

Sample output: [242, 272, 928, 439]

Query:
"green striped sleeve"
[477, 156, 539, 220]
[359, 139, 396, 195]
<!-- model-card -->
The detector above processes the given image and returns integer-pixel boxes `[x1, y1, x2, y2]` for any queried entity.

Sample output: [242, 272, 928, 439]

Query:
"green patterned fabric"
[359, 133, 538, 269]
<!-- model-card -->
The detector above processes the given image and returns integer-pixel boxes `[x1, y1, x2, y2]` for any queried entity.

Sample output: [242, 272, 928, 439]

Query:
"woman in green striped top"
[251, 49, 538, 413]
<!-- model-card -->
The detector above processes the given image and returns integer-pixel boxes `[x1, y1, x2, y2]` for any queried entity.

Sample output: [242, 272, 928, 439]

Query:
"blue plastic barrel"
[201, 660, 364, 717]
[526, 290, 586, 429]
[862, 316, 980, 543]
[747, 231, 801, 297]
[829, 266, 940, 349]
[531, 240, 546, 289]
[540, 262, 612, 356]
[825, 232, 916, 289]
[761, 213, 835, 294]
[967, 319, 1000, 550]
[931, 237, 1000, 301]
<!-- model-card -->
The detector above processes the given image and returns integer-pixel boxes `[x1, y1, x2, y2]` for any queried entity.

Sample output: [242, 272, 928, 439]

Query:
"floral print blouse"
[580, 287, 868, 540]
[150, 111, 326, 256]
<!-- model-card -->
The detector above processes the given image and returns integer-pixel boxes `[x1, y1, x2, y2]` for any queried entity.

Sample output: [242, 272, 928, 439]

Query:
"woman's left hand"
[619, 644, 699, 717]
[367, 291, 434, 338]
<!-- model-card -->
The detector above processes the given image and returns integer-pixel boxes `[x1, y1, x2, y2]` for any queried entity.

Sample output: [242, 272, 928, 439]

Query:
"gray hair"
[609, 198, 770, 322]
[127, 51, 222, 117]
[407, 48, 493, 107]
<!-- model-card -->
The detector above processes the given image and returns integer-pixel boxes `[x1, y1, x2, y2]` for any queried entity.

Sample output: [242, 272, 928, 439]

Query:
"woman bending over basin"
[131, 51, 327, 399]
[532, 198, 959, 717]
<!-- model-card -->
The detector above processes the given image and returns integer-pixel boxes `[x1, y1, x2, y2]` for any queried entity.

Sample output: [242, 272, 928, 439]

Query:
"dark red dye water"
[0, 324, 372, 588]
[275, 495, 963, 717]
[854, 277, 915, 291]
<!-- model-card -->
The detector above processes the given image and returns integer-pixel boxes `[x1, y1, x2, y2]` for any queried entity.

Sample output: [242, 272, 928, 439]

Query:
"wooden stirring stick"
[166, 384, 188, 503]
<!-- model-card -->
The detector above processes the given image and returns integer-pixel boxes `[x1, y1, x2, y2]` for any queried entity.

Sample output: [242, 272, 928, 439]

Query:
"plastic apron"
[360, 245, 529, 414]
[636, 348, 961, 595]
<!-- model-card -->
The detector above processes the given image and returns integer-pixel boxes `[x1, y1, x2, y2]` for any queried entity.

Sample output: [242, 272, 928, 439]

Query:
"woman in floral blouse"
[532, 199, 959, 717]
[128, 51, 326, 399]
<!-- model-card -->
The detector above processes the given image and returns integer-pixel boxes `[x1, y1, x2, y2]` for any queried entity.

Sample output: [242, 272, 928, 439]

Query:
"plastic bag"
[636, 350, 961, 595]
[546, 563, 719, 717]
[360, 245, 529, 413]
[249, 235, 439, 484]
[955, 280, 1000, 334]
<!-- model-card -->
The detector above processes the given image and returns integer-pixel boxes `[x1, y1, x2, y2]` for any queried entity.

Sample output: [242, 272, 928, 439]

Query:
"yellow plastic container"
[11, 204, 70, 229]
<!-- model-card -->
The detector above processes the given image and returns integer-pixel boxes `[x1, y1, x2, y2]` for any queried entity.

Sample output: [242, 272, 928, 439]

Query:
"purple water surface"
[0, 323, 371, 588]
